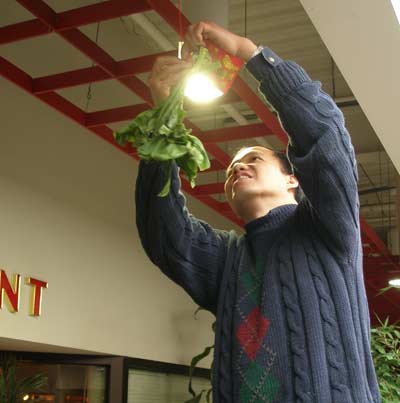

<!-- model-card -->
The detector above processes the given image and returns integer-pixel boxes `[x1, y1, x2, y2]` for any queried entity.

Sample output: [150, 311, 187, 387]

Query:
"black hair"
[230, 146, 305, 203]
[271, 150, 304, 203]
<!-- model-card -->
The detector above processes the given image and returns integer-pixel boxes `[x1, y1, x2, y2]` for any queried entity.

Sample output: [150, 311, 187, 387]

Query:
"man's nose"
[233, 162, 247, 173]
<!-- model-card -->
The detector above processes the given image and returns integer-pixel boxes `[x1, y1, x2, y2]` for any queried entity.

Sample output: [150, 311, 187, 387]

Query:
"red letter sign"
[26, 277, 48, 316]
[0, 270, 21, 313]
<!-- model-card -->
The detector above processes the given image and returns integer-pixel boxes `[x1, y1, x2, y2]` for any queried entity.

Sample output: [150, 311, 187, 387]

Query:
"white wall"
[0, 77, 240, 367]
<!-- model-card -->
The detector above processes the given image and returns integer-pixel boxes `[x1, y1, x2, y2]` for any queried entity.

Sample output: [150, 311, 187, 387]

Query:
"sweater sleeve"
[246, 48, 360, 260]
[135, 160, 231, 314]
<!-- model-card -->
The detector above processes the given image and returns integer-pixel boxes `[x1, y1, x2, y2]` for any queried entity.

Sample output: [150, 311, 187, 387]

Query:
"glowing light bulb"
[388, 278, 400, 288]
[184, 73, 223, 103]
[22, 395, 30, 401]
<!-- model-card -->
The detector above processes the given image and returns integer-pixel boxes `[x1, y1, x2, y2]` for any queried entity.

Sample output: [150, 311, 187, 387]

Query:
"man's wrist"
[238, 38, 257, 62]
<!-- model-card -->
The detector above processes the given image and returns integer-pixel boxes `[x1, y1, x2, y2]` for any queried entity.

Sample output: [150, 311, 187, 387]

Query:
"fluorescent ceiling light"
[388, 278, 400, 287]
[391, 0, 400, 24]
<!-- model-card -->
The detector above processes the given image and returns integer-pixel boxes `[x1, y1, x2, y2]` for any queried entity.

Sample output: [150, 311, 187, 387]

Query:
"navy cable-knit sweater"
[135, 47, 381, 402]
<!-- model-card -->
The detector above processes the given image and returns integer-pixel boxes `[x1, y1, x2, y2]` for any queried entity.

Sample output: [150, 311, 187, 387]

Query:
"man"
[136, 21, 381, 402]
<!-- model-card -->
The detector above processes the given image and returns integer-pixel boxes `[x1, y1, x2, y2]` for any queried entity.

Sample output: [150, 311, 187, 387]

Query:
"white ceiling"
[299, 0, 400, 172]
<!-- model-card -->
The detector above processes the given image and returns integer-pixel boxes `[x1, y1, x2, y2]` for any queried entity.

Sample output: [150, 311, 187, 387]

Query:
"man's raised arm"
[184, 21, 359, 260]
[135, 56, 232, 314]
[246, 48, 359, 260]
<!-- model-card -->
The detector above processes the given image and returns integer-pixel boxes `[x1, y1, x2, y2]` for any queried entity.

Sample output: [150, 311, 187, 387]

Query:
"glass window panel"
[16, 362, 107, 403]
[127, 369, 212, 403]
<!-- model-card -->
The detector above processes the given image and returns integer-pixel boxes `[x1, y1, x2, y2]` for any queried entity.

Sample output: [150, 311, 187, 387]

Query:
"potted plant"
[370, 285, 400, 402]
[0, 352, 48, 403]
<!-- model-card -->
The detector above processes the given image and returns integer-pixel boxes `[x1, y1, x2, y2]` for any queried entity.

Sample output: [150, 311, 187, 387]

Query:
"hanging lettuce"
[114, 47, 224, 197]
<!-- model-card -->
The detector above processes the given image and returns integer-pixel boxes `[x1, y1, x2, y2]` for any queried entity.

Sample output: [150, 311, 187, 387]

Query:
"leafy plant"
[375, 285, 399, 297]
[114, 47, 227, 196]
[371, 315, 400, 403]
[184, 308, 214, 403]
[371, 284, 400, 402]
[0, 352, 48, 403]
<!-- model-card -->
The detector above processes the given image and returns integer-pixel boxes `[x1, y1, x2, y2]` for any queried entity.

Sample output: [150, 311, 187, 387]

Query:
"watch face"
[251, 46, 264, 59]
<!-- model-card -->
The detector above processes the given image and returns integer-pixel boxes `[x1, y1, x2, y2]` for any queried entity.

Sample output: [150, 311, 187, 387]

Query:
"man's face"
[224, 146, 297, 216]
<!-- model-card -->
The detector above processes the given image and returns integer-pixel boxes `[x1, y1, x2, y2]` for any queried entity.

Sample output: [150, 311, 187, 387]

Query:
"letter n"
[0, 269, 21, 313]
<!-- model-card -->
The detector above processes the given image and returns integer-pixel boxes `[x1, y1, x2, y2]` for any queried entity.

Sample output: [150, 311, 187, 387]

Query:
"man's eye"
[253, 156, 263, 161]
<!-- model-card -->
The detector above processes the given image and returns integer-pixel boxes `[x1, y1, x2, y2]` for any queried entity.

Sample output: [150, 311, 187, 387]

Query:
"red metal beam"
[37, 92, 86, 125]
[364, 270, 400, 279]
[193, 183, 225, 195]
[56, 0, 150, 31]
[85, 104, 149, 128]
[31, 51, 175, 94]
[206, 159, 226, 172]
[1, 1, 151, 45]
[0, 57, 32, 92]
[364, 255, 399, 266]
[60, 29, 116, 75]
[33, 66, 109, 94]
[16, 1, 155, 103]
[0, 57, 123, 153]
[365, 279, 400, 313]
[0, 19, 50, 45]
[31, 52, 243, 98]
[360, 216, 394, 262]
[180, 181, 242, 226]
[232, 78, 289, 145]
[118, 76, 154, 105]
[14, 0, 233, 170]
[16, 0, 56, 27]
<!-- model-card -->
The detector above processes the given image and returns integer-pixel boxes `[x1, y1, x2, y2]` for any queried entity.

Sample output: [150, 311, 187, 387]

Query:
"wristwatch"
[250, 45, 264, 60]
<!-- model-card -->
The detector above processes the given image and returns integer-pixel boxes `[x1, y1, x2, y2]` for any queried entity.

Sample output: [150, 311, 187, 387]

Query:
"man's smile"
[233, 173, 253, 186]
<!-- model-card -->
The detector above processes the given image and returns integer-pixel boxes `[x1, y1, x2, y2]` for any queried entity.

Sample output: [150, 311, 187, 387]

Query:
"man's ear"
[287, 175, 299, 191]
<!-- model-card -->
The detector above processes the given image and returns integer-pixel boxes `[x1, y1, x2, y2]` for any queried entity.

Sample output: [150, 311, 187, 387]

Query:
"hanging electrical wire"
[331, 56, 336, 99]
[244, 0, 248, 38]
[359, 162, 385, 240]
[85, 21, 101, 112]
[214, 111, 222, 202]
[119, 16, 136, 35]
[119, 16, 157, 50]
[378, 150, 386, 230]
[387, 155, 392, 235]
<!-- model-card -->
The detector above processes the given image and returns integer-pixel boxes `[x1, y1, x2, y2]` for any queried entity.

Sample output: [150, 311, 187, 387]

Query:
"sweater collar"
[244, 203, 297, 237]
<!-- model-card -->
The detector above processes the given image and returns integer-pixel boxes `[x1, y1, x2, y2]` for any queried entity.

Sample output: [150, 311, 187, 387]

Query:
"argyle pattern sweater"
[135, 48, 381, 402]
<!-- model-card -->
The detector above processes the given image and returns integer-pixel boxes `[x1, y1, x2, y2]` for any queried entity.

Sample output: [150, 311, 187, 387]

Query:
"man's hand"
[147, 55, 192, 105]
[182, 21, 257, 62]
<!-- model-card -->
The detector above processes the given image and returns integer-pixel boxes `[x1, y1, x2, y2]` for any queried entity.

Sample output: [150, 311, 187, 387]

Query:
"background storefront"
[2, 352, 211, 403]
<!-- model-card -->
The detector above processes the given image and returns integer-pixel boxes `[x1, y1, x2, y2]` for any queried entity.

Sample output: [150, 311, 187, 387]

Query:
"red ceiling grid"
[0, 0, 399, 323]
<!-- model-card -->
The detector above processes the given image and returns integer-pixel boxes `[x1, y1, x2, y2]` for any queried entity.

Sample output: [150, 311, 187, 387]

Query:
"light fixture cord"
[178, 0, 184, 40]
[85, 21, 101, 112]
[331, 56, 336, 99]
[244, 0, 248, 38]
